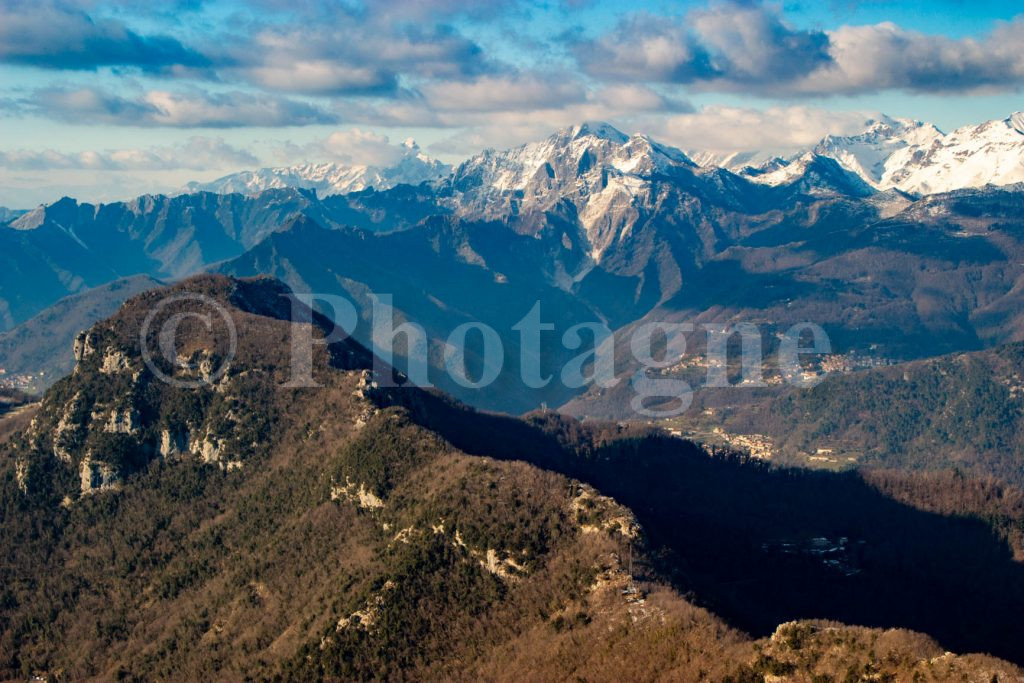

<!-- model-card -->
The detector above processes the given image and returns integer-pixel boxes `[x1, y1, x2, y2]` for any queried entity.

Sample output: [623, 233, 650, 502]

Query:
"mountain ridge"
[2, 274, 1023, 678]
[727, 112, 1024, 196]
[146, 111, 1024, 211]
[180, 139, 451, 197]
[5, 119, 1024, 416]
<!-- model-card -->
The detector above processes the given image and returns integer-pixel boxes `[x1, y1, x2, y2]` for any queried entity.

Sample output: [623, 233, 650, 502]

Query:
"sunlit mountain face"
[4, 1, 1024, 680]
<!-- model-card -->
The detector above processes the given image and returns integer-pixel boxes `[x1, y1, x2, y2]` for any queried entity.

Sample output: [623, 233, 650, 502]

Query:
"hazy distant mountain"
[686, 148, 775, 171]
[0, 207, 26, 225]
[181, 139, 451, 197]
[0, 189, 336, 331]
[0, 184, 443, 333]
[0, 275, 161, 392]
[219, 214, 600, 413]
[735, 113, 1024, 196]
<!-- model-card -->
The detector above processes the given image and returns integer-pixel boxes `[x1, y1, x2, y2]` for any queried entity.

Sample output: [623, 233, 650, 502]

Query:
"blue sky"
[1, 0, 1023, 206]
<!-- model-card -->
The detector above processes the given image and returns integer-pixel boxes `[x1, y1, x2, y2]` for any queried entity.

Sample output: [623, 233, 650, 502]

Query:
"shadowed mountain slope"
[0, 276, 1019, 680]
[0, 275, 163, 392]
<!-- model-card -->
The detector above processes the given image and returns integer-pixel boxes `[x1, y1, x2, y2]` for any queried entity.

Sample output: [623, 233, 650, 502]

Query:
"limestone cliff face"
[19, 328, 239, 498]
[8, 274, 373, 503]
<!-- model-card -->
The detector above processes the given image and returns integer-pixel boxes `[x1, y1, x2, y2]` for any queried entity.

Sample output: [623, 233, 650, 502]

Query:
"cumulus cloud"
[0, 0, 496, 100]
[690, 1, 832, 85]
[0, 1, 209, 72]
[592, 84, 693, 114]
[219, 9, 493, 96]
[239, 60, 397, 97]
[336, 73, 689, 133]
[275, 129, 424, 167]
[576, 4, 831, 93]
[652, 105, 874, 157]
[420, 73, 589, 113]
[576, 1, 1024, 96]
[5, 0, 1022, 146]
[0, 137, 259, 171]
[799, 19, 1024, 94]
[573, 15, 716, 83]
[20, 87, 339, 127]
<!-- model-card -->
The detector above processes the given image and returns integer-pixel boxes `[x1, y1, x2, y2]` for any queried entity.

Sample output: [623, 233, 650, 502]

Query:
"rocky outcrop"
[52, 392, 85, 462]
[99, 348, 133, 375]
[79, 455, 120, 495]
[570, 484, 640, 539]
[334, 580, 397, 632]
[331, 478, 385, 509]
[73, 331, 96, 364]
[14, 458, 29, 494]
[9, 277, 327, 502]
[478, 547, 527, 582]
[102, 407, 140, 435]
[159, 428, 191, 458]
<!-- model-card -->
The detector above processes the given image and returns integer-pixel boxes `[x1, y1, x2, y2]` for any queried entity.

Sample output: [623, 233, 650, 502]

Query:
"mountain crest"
[1008, 111, 1024, 136]
[181, 149, 451, 198]
[734, 111, 1024, 195]
[446, 122, 704, 262]
[568, 120, 629, 143]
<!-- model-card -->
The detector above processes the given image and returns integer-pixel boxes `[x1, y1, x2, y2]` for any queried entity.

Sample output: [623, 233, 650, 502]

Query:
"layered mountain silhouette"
[0, 275, 163, 392]
[3, 121, 1024, 419]
[698, 112, 1024, 196]
[180, 138, 451, 197]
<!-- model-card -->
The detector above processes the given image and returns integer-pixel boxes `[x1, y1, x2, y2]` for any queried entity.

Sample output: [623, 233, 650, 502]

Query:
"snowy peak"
[879, 113, 1024, 195]
[569, 121, 630, 143]
[447, 122, 698, 263]
[180, 147, 450, 197]
[737, 152, 873, 197]
[687, 149, 773, 172]
[1009, 112, 1024, 136]
[852, 114, 941, 142]
[812, 116, 943, 186]
[452, 121, 695, 194]
[741, 112, 1024, 196]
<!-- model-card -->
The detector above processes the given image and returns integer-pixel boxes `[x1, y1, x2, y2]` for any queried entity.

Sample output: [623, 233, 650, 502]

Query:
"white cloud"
[0, 137, 259, 171]
[21, 87, 339, 127]
[275, 129, 423, 167]
[576, 4, 1024, 96]
[592, 84, 692, 113]
[420, 74, 589, 113]
[653, 105, 875, 157]
[338, 77, 692, 155]
[576, 5, 831, 93]
[796, 19, 1024, 95]
[225, 17, 490, 96]
[0, 0, 208, 72]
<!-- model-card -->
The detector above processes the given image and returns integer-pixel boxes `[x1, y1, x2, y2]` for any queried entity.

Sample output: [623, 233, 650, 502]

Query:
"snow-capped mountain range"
[10, 114, 1024, 408]
[178, 112, 1024, 206]
[444, 121, 698, 249]
[443, 122, 705, 263]
[180, 139, 451, 197]
[723, 113, 1024, 196]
